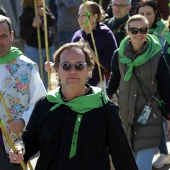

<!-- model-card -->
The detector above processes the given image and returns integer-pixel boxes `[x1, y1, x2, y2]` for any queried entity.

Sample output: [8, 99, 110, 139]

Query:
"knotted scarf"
[148, 20, 166, 37]
[119, 34, 162, 81]
[46, 86, 109, 158]
[0, 47, 23, 64]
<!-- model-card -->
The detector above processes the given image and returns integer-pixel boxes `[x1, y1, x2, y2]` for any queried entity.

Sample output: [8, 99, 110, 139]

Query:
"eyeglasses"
[128, 27, 148, 34]
[59, 62, 87, 71]
[112, 4, 129, 9]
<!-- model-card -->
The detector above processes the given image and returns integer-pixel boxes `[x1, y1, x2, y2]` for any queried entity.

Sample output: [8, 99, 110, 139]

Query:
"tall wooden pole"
[83, 0, 104, 89]
[42, 0, 51, 91]
[34, 0, 44, 83]
[0, 92, 33, 170]
[0, 119, 27, 170]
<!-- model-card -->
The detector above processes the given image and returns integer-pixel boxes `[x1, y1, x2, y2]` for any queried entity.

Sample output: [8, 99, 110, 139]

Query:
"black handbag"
[133, 70, 169, 120]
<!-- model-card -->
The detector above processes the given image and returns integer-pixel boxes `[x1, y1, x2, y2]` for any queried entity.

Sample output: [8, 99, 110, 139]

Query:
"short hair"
[0, 15, 12, 33]
[21, 0, 35, 8]
[53, 42, 95, 80]
[125, 14, 149, 29]
[80, 1, 102, 24]
[135, 0, 161, 29]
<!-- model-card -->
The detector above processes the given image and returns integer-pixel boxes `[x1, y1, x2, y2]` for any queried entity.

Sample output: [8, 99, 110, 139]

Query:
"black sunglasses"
[128, 27, 148, 34]
[59, 62, 87, 71]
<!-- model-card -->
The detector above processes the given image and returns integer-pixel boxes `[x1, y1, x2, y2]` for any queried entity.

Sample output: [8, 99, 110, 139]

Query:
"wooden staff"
[34, 0, 44, 83]
[0, 119, 27, 170]
[42, 0, 51, 91]
[99, 0, 102, 6]
[83, 0, 104, 89]
[0, 92, 33, 170]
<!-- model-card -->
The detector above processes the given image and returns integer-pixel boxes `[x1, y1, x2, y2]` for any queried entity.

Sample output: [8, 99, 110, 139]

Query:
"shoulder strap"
[133, 70, 169, 119]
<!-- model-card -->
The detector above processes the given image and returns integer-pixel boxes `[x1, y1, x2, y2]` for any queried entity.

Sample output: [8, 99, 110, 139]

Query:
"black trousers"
[0, 144, 22, 170]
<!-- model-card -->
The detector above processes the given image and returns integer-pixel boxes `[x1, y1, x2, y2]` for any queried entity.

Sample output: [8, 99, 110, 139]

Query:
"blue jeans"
[24, 43, 55, 89]
[134, 147, 158, 170]
[159, 121, 168, 155]
[58, 30, 77, 47]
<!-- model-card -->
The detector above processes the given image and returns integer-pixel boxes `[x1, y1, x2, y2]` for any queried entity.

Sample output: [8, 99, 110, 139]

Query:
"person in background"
[0, 14, 46, 170]
[129, 0, 140, 15]
[135, 0, 166, 46]
[19, 0, 56, 89]
[104, 0, 132, 47]
[106, 14, 170, 170]
[105, 0, 140, 19]
[135, 1, 170, 168]
[8, 42, 138, 170]
[72, 1, 117, 89]
[55, 0, 82, 47]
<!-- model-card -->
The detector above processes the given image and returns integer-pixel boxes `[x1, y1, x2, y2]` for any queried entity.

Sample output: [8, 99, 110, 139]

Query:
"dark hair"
[135, 0, 161, 29]
[53, 42, 95, 80]
[81, 1, 102, 24]
[21, 0, 35, 8]
[0, 15, 12, 33]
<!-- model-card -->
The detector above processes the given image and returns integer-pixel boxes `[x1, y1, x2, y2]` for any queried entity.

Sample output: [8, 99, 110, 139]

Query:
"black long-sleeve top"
[19, 7, 56, 48]
[21, 85, 138, 170]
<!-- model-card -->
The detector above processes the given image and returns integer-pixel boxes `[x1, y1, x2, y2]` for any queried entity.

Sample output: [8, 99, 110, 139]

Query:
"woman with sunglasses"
[106, 14, 170, 170]
[72, 1, 117, 89]
[135, 1, 170, 168]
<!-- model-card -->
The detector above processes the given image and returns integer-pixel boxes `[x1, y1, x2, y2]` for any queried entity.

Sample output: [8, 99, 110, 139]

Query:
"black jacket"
[22, 86, 138, 170]
[19, 7, 55, 48]
[104, 14, 129, 47]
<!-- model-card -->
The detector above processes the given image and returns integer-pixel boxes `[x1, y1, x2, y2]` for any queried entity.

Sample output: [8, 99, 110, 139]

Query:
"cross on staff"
[34, 0, 44, 83]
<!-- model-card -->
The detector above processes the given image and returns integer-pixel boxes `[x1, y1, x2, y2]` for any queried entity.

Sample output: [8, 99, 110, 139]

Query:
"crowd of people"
[0, 0, 169, 170]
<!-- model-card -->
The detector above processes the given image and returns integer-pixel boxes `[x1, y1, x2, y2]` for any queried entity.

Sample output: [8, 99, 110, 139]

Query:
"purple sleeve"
[89, 25, 118, 72]
[71, 30, 83, 42]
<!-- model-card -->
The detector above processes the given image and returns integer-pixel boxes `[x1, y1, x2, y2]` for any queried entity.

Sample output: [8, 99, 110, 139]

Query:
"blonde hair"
[125, 14, 149, 29]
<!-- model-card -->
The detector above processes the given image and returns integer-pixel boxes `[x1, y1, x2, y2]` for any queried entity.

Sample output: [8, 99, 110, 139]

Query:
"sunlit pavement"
[152, 141, 170, 170]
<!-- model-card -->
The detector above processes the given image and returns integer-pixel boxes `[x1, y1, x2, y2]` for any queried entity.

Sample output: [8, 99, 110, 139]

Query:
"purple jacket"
[72, 24, 117, 86]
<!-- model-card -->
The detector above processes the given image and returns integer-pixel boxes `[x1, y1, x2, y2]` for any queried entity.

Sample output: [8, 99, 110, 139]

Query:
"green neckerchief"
[46, 86, 109, 158]
[0, 47, 23, 64]
[119, 34, 162, 81]
[148, 20, 166, 37]
[165, 30, 170, 54]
